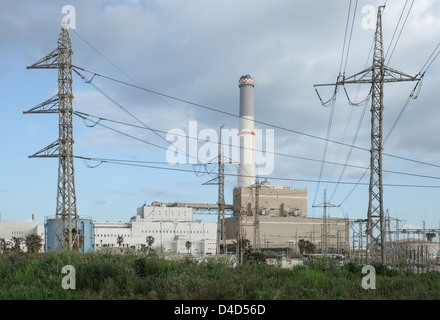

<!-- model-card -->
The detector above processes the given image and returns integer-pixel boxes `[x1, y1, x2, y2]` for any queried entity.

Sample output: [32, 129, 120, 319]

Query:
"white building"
[94, 202, 218, 255]
[0, 220, 45, 252]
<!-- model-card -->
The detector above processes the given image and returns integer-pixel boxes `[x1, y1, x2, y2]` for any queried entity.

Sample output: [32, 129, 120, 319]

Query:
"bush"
[371, 262, 400, 277]
[342, 261, 362, 274]
[134, 257, 167, 277]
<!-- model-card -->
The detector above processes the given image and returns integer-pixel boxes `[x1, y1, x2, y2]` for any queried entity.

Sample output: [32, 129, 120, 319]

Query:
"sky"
[1, 0, 440, 233]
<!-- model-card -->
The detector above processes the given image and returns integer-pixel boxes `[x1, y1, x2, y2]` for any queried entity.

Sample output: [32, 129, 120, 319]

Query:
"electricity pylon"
[24, 23, 79, 251]
[203, 126, 227, 254]
[312, 189, 339, 255]
[251, 178, 261, 251]
[314, 6, 423, 263]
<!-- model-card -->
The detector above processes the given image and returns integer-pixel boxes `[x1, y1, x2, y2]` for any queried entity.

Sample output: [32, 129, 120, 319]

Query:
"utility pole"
[203, 126, 227, 255]
[218, 126, 226, 254]
[24, 23, 79, 251]
[312, 189, 339, 255]
[252, 179, 261, 251]
[314, 6, 423, 264]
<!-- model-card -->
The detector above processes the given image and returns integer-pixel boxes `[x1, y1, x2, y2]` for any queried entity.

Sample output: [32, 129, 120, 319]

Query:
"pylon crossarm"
[23, 95, 59, 114]
[315, 66, 422, 87]
[26, 49, 58, 69]
[29, 140, 59, 158]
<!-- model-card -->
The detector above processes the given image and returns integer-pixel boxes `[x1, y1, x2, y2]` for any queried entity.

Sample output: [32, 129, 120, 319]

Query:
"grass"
[0, 251, 439, 300]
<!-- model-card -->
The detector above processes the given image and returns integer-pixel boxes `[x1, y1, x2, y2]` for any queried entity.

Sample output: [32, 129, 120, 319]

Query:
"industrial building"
[45, 216, 94, 252]
[233, 181, 307, 218]
[1, 202, 217, 255]
[1, 73, 350, 257]
[94, 202, 217, 255]
[223, 74, 350, 255]
[0, 219, 45, 252]
[225, 181, 349, 254]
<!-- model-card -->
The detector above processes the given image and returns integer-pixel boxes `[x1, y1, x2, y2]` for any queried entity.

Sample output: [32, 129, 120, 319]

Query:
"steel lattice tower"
[314, 6, 422, 263]
[312, 189, 339, 255]
[24, 24, 79, 251]
[217, 126, 226, 254]
[367, 6, 386, 264]
[202, 126, 227, 255]
[253, 179, 260, 251]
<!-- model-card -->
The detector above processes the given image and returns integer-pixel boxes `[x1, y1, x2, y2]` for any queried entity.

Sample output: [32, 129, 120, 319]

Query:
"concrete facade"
[227, 183, 349, 254]
[225, 215, 349, 254]
[233, 182, 307, 218]
[0, 220, 44, 252]
[94, 202, 217, 255]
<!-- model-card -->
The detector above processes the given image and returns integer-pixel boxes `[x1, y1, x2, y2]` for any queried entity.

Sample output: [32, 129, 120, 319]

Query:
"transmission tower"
[24, 23, 79, 251]
[217, 126, 226, 254]
[203, 126, 227, 255]
[252, 179, 261, 251]
[314, 6, 422, 264]
[312, 189, 339, 255]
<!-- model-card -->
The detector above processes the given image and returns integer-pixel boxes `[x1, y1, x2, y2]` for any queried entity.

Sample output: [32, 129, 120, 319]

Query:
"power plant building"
[3, 74, 350, 257]
[0, 219, 44, 253]
[233, 181, 308, 217]
[45, 216, 94, 253]
[224, 75, 350, 254]
[94, 202, 217, 255]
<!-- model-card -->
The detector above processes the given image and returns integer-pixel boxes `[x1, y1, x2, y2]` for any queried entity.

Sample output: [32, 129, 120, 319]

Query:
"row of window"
[140, 230, 210, 234]
[95, 230, 210, 237]
[8, 231, 25, 235]
[93, 242, 216, 248]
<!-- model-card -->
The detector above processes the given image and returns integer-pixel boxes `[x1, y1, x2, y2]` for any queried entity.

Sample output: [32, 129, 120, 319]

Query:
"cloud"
[2, 0, 440, 228]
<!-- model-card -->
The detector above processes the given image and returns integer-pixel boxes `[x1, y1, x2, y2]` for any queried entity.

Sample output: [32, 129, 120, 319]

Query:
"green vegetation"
[0, 251, 439, 300]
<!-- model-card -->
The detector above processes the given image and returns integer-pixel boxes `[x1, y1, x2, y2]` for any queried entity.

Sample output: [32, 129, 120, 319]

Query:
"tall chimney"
[237, 74, 256, 188]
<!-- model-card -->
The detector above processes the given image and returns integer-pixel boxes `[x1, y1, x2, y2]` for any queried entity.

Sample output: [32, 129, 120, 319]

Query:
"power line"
[341, 0, 358, 75]
[72, 66, 440, 171]
[419, 41, 440, 75]
[74, 110, 440, 181]
[73, 68, 199, 164]
[73, 155, 440, 189]
[384, 0, 414, 65]
[313, 97, 336, 205]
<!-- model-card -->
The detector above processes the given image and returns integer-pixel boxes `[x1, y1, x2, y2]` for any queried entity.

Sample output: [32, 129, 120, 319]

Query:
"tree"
[11, 237, 23, 252]
[298, 239, 316, 255]
[63, 227, 84, 251]
[117, 235, 124, 248]
[146, 235, 155, 255]
[233, 236, 251, 264]
[147, 235, 155, 248]
[72, 228, 84, 251]
[24, 234, 43, 253]
[185, 241, 192, 254]
[0, 238, 11, 254]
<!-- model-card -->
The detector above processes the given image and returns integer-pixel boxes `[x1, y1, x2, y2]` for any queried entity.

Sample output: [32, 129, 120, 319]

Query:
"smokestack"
[237, 74, 256, 188]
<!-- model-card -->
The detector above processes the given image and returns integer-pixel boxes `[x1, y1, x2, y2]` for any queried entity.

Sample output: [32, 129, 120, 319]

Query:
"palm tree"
[117, 235, 124, 248]
[146, 235, 154, 254]
[63, 227, 83, 251]
[11, 237, 23, 252]
[0, 238, 11, 253]
[185, 241, 192, 255]
[72, 228, 84, 251]
[24, 234, 43, 253]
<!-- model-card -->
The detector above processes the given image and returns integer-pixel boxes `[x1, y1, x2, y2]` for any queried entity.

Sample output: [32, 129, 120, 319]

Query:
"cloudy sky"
[1, 0, 440, 232]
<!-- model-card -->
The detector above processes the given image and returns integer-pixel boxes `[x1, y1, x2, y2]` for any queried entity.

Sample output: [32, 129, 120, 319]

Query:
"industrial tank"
[45, 216, 95, 252]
